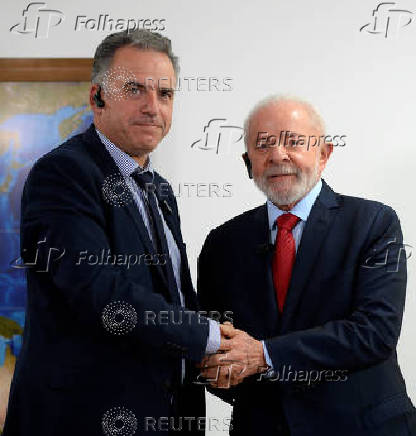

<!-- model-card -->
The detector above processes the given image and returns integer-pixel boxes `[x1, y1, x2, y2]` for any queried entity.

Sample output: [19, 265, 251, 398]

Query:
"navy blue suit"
[4, 124, 208, 436]
[198, 179, 416, 436]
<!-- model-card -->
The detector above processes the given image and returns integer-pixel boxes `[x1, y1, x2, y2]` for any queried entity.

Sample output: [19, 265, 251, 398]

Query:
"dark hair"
[91, 29, 179, 84]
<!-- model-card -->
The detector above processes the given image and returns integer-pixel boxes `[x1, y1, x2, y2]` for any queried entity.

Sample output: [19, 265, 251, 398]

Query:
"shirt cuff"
[205, 319, 221, 354]
[262, 340, 274, 369]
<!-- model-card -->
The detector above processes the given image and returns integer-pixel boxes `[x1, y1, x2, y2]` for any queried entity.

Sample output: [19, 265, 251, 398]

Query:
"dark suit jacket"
[198, 179, 416, 436]
[4, 124, 208, 436]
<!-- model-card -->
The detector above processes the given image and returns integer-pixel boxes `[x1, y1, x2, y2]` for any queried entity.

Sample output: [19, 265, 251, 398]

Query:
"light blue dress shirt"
[96, 129, 220, 355]
[262, 179, 322, 369]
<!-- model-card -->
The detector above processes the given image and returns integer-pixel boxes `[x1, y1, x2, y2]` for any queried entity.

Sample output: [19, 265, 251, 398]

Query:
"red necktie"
[273, 213, 300, 312]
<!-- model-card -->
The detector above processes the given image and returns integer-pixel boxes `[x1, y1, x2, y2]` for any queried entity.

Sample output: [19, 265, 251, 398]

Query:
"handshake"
[197, 322, 270, 389]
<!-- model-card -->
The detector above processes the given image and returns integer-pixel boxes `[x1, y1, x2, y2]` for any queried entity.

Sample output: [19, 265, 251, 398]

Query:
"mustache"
[262, 165, 299, 177]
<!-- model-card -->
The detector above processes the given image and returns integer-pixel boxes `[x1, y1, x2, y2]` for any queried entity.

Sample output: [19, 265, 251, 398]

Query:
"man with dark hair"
[3, 29, 232, 436]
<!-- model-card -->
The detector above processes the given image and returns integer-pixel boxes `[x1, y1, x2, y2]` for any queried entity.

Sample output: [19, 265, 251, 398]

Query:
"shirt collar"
[96, 128, 153, 177]
[267, 178, 322, 230]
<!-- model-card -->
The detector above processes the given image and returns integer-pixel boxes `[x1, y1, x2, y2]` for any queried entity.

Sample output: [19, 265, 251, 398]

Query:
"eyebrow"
[159, 86, 175, 94]
[124, 81, 146, 89]
[124, 81, 174, 93]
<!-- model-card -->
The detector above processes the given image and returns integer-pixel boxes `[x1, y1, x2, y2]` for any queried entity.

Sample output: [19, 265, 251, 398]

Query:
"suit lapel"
[123, 202, 172, 295]
[280, 180, 340, 332]
[81, 125, 170, 293]
[248, 205, 282, 338]
[152, 178, 199, 309]
[152, 177, 183, 248]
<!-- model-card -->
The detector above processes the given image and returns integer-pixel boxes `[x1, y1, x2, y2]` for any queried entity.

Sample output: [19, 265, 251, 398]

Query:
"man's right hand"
[198, 322, 268, 388]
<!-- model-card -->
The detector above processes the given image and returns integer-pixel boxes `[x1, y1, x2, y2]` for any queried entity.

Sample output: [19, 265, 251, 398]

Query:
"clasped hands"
[197, 322, 269, 389]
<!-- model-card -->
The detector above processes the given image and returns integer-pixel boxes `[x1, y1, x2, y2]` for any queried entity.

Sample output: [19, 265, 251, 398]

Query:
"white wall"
[2, 0, 415, 434]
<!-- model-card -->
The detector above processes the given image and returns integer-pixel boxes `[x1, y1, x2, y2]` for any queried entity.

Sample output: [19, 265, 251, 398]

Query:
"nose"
[141, 89, 158, 117]
[267, 140, 290, 164]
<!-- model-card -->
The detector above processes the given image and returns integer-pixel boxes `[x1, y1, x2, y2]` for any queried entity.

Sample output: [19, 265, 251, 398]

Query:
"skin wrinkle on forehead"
[256, 103, 324, 139]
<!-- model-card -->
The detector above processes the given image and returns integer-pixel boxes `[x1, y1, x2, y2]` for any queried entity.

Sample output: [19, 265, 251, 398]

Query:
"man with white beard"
[197, 96, 416, 436]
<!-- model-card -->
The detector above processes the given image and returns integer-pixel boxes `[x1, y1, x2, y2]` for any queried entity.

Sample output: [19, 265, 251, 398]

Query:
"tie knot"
[131, 170, 154, 191]
[277, 213, 299, 231]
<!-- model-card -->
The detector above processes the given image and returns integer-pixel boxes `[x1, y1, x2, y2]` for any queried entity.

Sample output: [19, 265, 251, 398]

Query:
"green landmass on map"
[0, 317, 23, 339]
[0, 82, 90, 126]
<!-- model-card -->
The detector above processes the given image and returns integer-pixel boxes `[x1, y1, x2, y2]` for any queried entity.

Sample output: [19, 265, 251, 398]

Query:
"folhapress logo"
[191, 119, 244, 154]
[10, 3, 167, 38]
[10, 2, 64, 38]
[360, 2, 413, 38]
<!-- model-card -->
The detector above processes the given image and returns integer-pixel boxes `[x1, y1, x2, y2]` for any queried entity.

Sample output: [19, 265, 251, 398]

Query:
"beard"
[253, 159, 320, 207]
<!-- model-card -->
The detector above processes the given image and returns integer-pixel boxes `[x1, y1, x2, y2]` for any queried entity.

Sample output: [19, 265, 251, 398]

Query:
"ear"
[89, 84, 105, 111]
[90, 84, 99, 108]
[321, 142, 333, 161]
[319, 142, 333, 173]
[242, 152, 253, 179]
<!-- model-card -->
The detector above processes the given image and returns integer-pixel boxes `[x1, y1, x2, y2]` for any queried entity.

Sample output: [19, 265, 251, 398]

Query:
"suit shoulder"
[29, 130, 96, 180]
[153, 170, 169, 186]
[328, 187, 402, 244]
[336, 190, 397, 220]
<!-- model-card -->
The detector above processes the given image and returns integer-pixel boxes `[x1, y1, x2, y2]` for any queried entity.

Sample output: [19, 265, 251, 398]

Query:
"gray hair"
[243, 95, 326, 149]
[91, 29, 179, 84]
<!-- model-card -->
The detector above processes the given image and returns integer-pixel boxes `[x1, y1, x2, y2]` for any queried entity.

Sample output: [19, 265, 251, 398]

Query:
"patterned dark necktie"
[131, 170, 179, 304]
